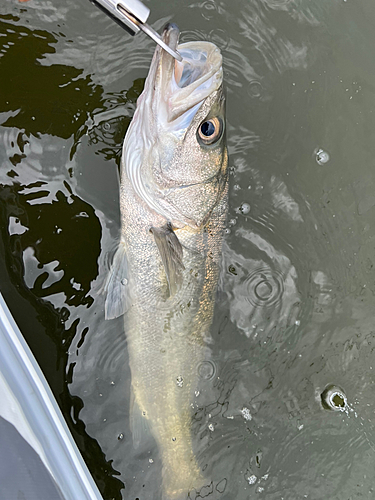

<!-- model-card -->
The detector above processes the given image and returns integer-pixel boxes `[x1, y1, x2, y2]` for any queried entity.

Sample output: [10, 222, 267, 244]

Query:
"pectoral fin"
[105, 242, 131, 320]
[151, 222, 185, 296]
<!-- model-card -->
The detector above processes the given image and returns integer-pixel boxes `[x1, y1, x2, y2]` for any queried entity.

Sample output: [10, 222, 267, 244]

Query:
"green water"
[2, 0, 375, 499]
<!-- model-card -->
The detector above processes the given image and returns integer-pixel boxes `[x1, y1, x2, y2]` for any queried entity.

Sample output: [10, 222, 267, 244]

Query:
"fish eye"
[197, 117, 223, 146]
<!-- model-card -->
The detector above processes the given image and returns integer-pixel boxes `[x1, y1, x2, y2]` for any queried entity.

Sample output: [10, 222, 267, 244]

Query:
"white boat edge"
[0, 292, 104, 500]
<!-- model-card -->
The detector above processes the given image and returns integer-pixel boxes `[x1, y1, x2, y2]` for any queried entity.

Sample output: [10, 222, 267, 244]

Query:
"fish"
[105, 23, 228, 499]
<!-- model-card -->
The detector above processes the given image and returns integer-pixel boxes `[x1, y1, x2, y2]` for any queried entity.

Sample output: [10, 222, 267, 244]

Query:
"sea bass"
[105, 24, 228, 498]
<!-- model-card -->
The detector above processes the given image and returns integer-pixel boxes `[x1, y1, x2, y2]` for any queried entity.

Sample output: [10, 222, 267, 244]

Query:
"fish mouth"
[147, 24, 223, 124]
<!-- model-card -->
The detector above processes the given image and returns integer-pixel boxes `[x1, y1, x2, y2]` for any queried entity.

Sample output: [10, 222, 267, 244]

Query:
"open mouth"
[174, 50, 209, 88]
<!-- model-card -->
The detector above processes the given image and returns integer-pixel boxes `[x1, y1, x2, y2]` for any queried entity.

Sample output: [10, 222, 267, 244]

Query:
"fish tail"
[161, 447, 206, 499]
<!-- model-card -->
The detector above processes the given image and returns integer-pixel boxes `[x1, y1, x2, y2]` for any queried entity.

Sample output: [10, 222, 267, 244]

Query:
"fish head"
[124, 24, 228, 228]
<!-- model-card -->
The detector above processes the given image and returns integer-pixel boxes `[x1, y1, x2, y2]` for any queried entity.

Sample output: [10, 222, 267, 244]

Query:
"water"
[1, 0, 375, 498]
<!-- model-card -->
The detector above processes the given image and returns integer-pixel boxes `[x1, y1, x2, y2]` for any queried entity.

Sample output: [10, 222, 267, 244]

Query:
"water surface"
[1, 0, 375, 498]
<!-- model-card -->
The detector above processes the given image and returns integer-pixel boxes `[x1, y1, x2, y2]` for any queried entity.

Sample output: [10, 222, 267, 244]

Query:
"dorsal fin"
[151, 223, 185, 296]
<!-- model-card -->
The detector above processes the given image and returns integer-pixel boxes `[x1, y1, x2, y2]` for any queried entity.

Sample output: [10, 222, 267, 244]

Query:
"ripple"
[229, 1, 311, 75]
[270, 176, 303, 222]
[200, 0, 218, 21]
[197, 360, 216, 380]
[223, 44, 260, 91]
[247, 268, 284, 308]
[98, 325, 127, 374]
[179, 29, 207, 44]
[90, 30, 154, 85]
[17, 0, 71, 24]
[208, 28, 230, 51]
[247, 80, 263, 98]
[222, 232, 300, 340]
[261, 0, 293, 8]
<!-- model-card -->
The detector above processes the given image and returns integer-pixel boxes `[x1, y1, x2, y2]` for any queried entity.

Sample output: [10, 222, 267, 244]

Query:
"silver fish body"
[105, 24, 228, 499]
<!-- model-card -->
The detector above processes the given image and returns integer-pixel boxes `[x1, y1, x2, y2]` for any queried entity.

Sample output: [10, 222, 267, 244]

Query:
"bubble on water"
[172, 437, 177, 442]
[197, 360, 216, 380]
[315, 148, 330, 165]
[176, 375, 184, 388]
[224, 228, 231, 235]
[321, 384, 348, 411]
[121, 278, 128, 286]
[247, 475, 257, 485]
[208, 423, 215, 431]
[118, 433, 124, 440]
[228, 265, 237, 276]
[246, 268, 284, 308]
[241, 407, 252, 421]
[149, 458, 153, 463]
[238, 202, 251, 215]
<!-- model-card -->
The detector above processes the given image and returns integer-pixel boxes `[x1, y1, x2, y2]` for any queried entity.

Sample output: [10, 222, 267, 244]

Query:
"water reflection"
[0, 17, 102, 139]
[0, 10, 125, 499]
[80, 80, 144, 162]
[2, 0, 375, 499]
